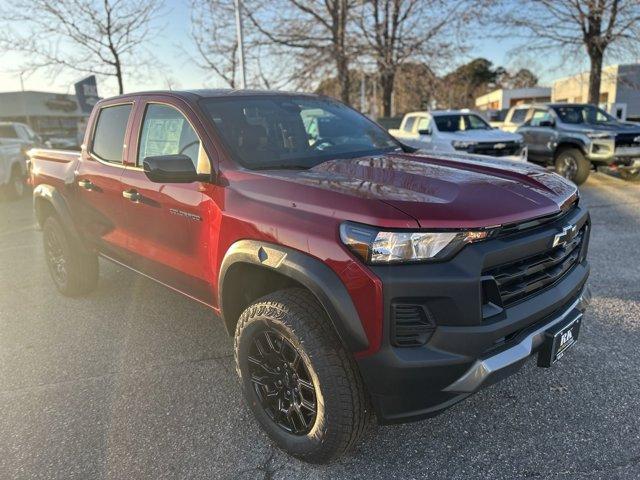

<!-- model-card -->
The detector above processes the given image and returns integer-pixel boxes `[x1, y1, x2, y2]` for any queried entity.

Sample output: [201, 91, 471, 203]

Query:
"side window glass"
[138, 104, 210, 174]
[403, 116, 416, 133]
[0, 125, 19, 138]
[530, 109, 551, 127]
[416, 117, 430, 132]
[511, 109, 527, 123]
[92, 104, 132, 163]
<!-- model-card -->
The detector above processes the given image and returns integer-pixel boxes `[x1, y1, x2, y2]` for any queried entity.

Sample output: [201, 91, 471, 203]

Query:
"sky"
[0, 0, 611, 97]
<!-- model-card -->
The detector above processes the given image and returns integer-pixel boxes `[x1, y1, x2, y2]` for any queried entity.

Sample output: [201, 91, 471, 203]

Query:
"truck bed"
[29, 148, 81, 188]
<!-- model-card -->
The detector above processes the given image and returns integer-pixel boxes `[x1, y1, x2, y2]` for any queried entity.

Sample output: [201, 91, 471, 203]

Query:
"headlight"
[452, 140, 478, 150]
[586, 132, 613, 140]
[340, 222, 491, 264]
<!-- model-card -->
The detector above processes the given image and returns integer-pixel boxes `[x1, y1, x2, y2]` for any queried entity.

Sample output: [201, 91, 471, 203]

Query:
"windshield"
[433, 114, 491, 132]
[552, 105, 615, 125]
[200, 96, 400, 169]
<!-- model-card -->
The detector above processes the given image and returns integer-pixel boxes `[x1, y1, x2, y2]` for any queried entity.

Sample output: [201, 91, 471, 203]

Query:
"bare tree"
[245, 0, 356, 104]
[357, 0, 464, 117]
[189, 0, 240, 88]
[0, 0, 163, 94]
[187, 0, 291, 90]
[357, 0, 486, 116]
[503, 0, 640, 105]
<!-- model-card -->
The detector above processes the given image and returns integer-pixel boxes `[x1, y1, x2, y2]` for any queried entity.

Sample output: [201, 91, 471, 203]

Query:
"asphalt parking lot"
[1, 172, 639, 480]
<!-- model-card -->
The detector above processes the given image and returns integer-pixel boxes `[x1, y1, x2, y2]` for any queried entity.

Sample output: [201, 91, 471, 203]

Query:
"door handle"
[122, 189, 143, 203]
[78, 179, 95, 190]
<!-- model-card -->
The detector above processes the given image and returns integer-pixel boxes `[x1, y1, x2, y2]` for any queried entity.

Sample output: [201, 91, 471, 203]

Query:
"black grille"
[615, 132, 640, 148]
[484, 227, 586, 307]
[468, 141, 521, 157]
[390, 302, 435, 347]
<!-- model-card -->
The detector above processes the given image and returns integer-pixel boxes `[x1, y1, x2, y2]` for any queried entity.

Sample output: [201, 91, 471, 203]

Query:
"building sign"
[45, 95, 78, 112]
[74, 75, 99, 114]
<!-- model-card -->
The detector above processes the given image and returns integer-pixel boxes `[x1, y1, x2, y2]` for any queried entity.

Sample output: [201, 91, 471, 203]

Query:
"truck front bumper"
[356, 205, 591, 424]
[587, 139, 640, 166]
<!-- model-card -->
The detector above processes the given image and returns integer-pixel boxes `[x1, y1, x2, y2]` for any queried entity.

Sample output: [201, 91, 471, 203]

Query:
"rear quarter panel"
[29, 149, 80, 191]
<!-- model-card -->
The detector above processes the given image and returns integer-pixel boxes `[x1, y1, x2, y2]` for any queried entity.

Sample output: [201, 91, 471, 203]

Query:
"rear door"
[75, 100, 134, 261]
[118, 98, 213, 304]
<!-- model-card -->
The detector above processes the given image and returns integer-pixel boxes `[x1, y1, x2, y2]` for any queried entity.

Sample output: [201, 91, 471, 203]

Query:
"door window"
[0, 125, 18, 138]
[416, 117, 430, 132]
[511, 109, 528, 123]
[402, 116, 417, 133]
[138, 104, 210, 174]
[530, 109, 552, 127]
[92, 104, 132, 163]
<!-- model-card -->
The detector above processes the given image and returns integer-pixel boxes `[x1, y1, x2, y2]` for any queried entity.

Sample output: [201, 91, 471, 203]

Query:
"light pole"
[19, 71, 33, 129]
[234, 0, 247, 89]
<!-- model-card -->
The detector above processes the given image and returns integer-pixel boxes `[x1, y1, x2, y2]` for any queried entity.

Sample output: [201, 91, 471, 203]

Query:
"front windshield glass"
[433, 114, 491, 132]
[552, 105, 615, 125]
[200, 96, 399, 169]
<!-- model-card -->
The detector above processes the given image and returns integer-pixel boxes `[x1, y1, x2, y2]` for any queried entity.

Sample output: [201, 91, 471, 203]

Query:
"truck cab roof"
[100, 89, 323, 104]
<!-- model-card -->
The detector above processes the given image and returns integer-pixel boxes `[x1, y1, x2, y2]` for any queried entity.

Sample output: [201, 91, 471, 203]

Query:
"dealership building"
[475, 87, 552, 111]
[0, 90, 88, 140]
[475, 64, 640, 122]
[551, 63, 640, 121]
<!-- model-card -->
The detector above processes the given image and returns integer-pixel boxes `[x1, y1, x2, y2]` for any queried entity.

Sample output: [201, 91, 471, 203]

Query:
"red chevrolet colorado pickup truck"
[29, 90, 591, 463]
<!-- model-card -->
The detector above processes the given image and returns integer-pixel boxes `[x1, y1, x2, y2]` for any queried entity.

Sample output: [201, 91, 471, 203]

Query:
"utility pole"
[234, 0, 247, 89]
[19, 71, 32, 129]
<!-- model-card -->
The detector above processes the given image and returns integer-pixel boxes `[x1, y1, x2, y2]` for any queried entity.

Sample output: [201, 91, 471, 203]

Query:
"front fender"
[219, 240, 370, 352]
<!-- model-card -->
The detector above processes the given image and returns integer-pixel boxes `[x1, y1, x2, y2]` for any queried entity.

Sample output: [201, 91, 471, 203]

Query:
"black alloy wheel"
[44, 222, 68, 287]
[247, 326, 317, 435]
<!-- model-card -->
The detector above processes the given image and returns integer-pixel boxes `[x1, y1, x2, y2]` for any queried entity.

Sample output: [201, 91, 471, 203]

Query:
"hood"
[437, 129, 523, 142]
[563, 121, 640, 134]
[262, 153, 577, 229]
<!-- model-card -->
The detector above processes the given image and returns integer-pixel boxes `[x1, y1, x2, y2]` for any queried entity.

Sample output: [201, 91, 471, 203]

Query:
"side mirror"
[539, 120, 555, 128]
[143, 154, 208, 183]
[418, 128, 431, 136]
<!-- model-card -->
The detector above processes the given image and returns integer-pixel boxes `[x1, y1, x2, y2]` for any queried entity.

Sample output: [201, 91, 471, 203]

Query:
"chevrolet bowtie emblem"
[552, 224, 578, 248]
[494, 143, 506, 149]
[634, 135, 640, 143]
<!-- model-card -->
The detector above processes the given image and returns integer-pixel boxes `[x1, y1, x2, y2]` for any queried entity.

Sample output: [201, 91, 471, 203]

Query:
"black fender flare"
[219, 240, 370, 352]
[555, 137, 588, 157]
[33, 184, 82, 239]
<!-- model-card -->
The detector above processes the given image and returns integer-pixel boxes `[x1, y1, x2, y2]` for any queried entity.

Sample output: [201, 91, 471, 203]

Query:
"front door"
[528, 108, 557, 162]
[118, 100, 213, 304]
[75, 101, 133, 261]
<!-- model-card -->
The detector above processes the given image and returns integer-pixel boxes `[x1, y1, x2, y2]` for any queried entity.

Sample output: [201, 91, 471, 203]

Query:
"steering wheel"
[178, 141, 199, 156]
[312, 138, 336, 151]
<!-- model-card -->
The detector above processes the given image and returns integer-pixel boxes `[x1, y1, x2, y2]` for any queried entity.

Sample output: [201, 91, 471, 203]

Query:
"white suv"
[389, 110, 527, 161]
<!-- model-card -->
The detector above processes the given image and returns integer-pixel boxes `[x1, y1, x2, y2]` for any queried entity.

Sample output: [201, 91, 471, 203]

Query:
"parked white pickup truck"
[0, 143, 26, 199]
[390, 110, 527, 161]
[492, 105, 531, 132]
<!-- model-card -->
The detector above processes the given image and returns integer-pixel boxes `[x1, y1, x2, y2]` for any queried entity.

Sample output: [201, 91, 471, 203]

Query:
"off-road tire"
[554, 148, 591, 185]
[234, 288, 370, 463]
[42, 216, 98, 296]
